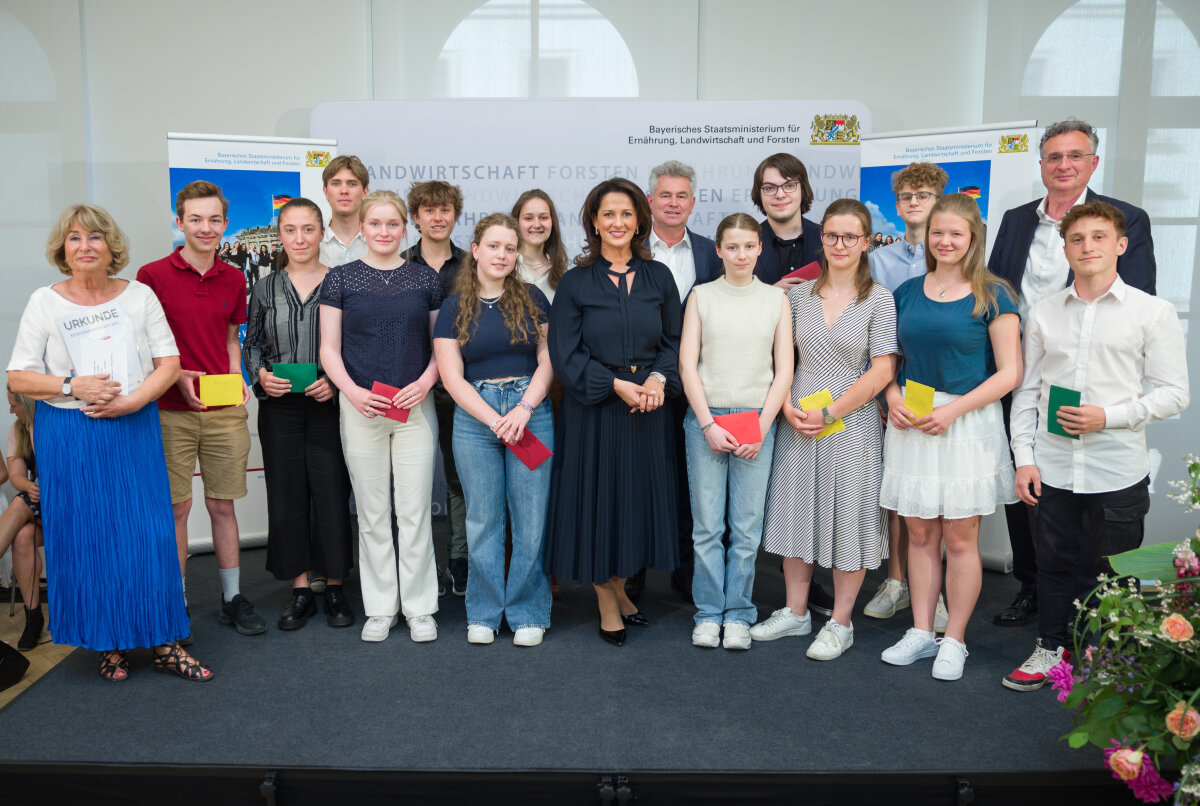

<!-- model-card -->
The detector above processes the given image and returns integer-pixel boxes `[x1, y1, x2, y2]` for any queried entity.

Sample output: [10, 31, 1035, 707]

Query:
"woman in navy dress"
[544, 177, 682, 646]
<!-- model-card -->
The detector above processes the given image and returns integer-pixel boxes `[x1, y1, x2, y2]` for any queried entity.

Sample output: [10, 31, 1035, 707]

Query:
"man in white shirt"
[988, 119, 1156, 629]
[645, 160, 721, 302]
[1002, 201, 1187, 692]
[319, 155, 369, 267]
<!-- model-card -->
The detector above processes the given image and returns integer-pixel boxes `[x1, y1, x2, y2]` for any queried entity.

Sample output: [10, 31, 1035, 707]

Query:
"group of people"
[218, 241, 279, 291]
[3, 118, 1188, 691]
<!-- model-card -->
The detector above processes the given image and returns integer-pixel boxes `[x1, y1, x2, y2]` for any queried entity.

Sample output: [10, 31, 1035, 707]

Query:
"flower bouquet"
[1053, 456, 1200, 803]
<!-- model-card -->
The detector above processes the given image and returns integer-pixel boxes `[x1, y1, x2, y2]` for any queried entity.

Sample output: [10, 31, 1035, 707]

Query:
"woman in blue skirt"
[7, 204, 211, 682]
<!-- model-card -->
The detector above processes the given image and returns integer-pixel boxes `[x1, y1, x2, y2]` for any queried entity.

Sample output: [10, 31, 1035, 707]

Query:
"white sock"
[219, 567, 240, 603]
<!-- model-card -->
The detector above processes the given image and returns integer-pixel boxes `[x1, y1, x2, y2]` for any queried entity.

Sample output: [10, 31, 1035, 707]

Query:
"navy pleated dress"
[543, 257, 682, 584]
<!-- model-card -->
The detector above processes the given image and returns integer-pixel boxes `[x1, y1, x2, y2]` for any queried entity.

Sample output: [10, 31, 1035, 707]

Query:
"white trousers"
[339, 392, 439, 618]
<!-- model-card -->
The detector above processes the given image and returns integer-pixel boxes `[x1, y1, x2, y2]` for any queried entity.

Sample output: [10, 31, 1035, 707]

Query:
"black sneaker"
[449, 557, 468, 597]
[808, 581, 835, 617]
[218, 594, 268, 635]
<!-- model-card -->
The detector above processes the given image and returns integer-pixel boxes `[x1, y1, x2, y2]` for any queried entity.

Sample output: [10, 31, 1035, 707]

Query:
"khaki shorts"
[159, 406, 251, 504]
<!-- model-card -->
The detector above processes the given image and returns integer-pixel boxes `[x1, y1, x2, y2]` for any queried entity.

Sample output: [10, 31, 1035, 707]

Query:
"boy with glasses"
[750, 153, 823, 291]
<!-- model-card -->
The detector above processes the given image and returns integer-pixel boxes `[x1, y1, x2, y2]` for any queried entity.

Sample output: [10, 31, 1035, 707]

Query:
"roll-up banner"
[859, 121, 1040, 261]
[310, 100, 871, 247]
[860, 122, 1041, 574]
[167, 133, 337, 550]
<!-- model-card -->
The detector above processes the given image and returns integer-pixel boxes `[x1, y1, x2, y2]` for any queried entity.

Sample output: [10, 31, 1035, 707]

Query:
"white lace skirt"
[880, 390, 1016, 520]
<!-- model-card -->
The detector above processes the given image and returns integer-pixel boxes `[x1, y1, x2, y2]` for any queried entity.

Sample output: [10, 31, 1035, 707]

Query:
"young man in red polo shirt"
[137, 180, 266, 636]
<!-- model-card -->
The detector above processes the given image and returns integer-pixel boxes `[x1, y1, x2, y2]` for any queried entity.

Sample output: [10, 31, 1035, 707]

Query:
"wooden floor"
[0, 589, 72, 711]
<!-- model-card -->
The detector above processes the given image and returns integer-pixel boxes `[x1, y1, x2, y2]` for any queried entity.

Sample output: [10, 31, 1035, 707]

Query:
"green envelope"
[272, 363, 318, 393]
[1047, 384, 1082, 440]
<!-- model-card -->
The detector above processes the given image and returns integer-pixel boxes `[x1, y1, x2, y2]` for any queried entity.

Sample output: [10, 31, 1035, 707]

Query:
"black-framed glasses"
[897, 191, 938, 203]
[760, 180, 800, 196]
[820, 233, 863, 247]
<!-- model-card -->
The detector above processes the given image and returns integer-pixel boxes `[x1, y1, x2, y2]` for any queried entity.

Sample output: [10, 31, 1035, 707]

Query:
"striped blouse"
[242, 269, 326, 398]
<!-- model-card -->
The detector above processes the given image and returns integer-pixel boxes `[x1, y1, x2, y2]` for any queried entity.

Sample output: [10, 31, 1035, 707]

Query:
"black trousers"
[671, 395, 694, 573]
[1034, 476, 1150, 647]
[259, 394, 354, 581]
[1001, 393, 1038, 594]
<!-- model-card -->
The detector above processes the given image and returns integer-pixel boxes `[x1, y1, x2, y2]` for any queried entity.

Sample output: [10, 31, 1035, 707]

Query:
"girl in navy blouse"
[433, 213, 554, 646]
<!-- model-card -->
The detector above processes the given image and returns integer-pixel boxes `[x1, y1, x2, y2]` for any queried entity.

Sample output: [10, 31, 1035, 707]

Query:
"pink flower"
[1127, 756, 1176, 802]
[1160, 613, 1195, 642]
[1106, 745, 1144, 781]
[1048, 660, 1075, 703]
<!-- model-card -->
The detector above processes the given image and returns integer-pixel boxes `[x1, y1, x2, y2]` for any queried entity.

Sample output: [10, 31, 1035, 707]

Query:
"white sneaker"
[749, 607, 812, 641]
[722, 622, 752, 651]
[692, 621, 721, 648]
[408, 614, 438, 642]
[934, 594, 949, 633]
[361, 614, 399, 643]
[1003, 642, 1068, 691]
[513, 627, 544, 647]
[932, 636, 969, 681]
[467, 623, 495, 644]
[806, 620, 853, 660]
[863, 579, 910, 619]
[881, 627, 939, 665]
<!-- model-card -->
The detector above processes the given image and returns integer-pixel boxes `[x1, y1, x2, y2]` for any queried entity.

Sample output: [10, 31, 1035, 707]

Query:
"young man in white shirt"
[320, 155, 369, 267]
[1003, 200, 1188, 691]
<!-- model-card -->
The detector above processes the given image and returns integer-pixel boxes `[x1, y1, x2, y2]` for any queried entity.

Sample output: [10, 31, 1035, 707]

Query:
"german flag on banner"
[272, 194, 292, 210]
[958, 186, 981, 199]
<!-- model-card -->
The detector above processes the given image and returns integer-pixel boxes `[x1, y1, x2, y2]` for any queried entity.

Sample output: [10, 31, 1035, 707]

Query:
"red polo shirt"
[136, 247, 247, 411]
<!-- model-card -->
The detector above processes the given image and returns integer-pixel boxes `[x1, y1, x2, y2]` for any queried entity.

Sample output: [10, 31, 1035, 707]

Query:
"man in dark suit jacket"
[988, 118, 1156, 628]
[752, 153, 823, 289]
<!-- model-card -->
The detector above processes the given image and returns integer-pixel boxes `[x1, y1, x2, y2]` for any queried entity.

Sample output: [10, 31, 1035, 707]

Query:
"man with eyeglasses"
[987, 117, 1156, 629]
[750, 153, 823, 290]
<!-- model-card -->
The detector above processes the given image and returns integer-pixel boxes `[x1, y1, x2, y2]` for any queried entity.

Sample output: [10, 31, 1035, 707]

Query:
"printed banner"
[310, 100, 871, 249]
[166, 133, 337, 547]
[859, 122, 1040, 259]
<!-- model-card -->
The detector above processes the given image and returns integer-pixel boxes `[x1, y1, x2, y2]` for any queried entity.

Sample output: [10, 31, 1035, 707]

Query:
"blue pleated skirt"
[35, 401, 189, 650]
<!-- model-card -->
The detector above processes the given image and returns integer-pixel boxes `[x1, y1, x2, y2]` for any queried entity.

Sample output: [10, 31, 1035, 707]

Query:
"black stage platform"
[0, 548, 1131, 805]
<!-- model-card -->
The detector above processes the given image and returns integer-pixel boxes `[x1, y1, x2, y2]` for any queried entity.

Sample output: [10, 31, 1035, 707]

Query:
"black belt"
[604, 363, 649, 373]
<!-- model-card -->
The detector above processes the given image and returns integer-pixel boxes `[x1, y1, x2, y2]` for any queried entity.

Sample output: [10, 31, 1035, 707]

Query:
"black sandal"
[152, 642, 214, 682]
[99, 650, 129, 681]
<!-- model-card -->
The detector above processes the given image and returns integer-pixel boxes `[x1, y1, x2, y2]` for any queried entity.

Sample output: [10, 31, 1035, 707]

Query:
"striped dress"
[761, 280, 897, 571]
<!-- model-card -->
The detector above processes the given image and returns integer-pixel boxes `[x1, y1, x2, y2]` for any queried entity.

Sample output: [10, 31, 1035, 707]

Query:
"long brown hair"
[574, 177, 653, 267]
[453, 213, 546, 346]
[275, 198, 324, 271]
[923, 194, 1015, 318]
[511, 189, 569, 290]
[812, 198, 875, 304]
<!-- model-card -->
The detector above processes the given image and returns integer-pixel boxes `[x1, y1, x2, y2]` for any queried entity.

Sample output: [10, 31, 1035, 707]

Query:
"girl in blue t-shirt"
[878, 193, 1022, 682]
[432, 213, 554, 647]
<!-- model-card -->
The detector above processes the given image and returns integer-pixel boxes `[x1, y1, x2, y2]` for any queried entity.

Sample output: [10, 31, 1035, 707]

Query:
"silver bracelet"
[701, 421, 715, 433]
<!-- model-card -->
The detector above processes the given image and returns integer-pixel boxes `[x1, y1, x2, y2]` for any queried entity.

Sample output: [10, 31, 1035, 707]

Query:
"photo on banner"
[859, 123, 1039, 259]
[165, 133, 337, 549]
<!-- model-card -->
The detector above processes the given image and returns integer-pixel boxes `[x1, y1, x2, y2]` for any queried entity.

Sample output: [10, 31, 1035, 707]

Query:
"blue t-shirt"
[432, 284, 550, 382]
[894, 275, 1018, 394]
[319, 259, 445, 390]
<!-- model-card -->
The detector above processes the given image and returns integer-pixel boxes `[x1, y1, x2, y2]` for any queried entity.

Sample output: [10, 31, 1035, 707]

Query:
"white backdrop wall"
[1, 0, 1196, 545]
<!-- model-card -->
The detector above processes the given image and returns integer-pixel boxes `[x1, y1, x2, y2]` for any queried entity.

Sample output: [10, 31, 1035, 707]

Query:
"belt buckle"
[630, 365, 638, 373]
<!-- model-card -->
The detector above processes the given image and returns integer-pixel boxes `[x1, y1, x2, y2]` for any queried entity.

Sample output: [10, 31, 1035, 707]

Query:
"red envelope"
[781, 261, 821, 282]
[370, 382, 410, 423]
[506, 429, 553, 470]
[713, 410, 761, 445]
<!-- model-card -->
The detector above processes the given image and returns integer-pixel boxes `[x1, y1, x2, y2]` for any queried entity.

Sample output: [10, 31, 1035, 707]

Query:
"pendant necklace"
[480, 292, 503, 309]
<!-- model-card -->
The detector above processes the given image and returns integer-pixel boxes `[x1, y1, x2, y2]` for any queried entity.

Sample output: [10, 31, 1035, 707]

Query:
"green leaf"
[1091, 695, 1125, 720]
[1108, 542, 1181, 580]
[1069, 731, 1090, 749]
[1173, 736, 1191, 751]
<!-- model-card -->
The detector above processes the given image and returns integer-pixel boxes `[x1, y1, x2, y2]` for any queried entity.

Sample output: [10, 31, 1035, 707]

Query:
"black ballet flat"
[598, 617, 626, 647]
[621, 612, 649, 627]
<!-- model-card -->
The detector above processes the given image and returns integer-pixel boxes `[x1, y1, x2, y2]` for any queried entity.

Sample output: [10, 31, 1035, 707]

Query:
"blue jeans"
[453, 377, 553, 630]
[684, 407, 776, 626]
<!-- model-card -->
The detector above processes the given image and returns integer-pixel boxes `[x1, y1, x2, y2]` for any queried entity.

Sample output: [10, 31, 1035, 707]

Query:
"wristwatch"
[821, 406, 836, 425]
[61, 377, 73, 397]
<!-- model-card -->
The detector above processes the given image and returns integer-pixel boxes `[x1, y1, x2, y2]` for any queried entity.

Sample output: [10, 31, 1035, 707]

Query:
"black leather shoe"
[621, 611, 649, 627]
[624, 569, 646, 603]
[599, 617, 625, 646]
[808, 581, 834, 617]
[323, 586, 354, 628]
[670, 569, 693, 602]
[994, 592, 1037, 626]
[278, 589, 317, 631]
[17, 604, 44, 651]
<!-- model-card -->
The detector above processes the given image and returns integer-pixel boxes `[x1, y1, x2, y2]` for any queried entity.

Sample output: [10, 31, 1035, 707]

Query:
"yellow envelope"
[198, 374, 243, 407]
[797, 389, 845, 439]
[904, 380, 935, 419]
